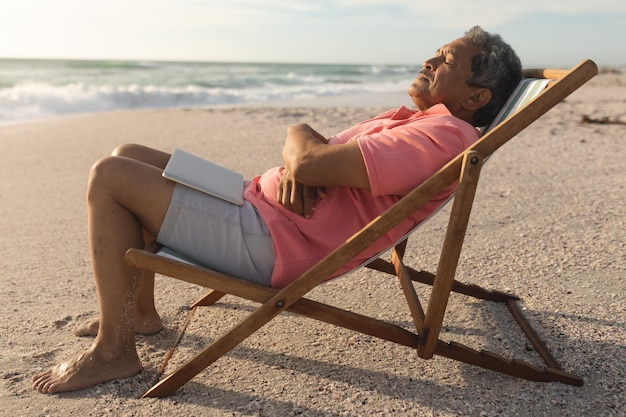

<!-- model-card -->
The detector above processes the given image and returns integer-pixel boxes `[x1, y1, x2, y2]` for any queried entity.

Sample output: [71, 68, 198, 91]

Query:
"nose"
[423, 56, 441, 71]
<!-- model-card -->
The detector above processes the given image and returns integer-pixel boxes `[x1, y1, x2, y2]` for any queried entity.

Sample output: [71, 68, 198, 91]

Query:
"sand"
[0, 72, 624, 417]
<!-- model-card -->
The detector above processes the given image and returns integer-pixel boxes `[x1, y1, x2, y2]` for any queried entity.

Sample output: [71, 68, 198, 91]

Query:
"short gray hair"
[464, 26, 522, 127]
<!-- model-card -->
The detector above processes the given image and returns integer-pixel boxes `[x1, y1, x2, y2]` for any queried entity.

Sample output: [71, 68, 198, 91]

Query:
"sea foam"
[0, 59, 416, 121]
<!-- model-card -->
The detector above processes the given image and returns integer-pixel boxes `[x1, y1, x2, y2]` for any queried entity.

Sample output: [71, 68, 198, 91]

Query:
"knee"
[87, 156, 121, 202]
[111, 143, 144, 158]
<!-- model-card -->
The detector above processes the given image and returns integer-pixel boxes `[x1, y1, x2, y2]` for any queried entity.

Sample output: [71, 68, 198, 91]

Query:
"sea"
[0, 58, 417, 123]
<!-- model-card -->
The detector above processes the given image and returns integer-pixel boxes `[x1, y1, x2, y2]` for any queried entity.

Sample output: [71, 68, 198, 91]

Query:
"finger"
[276, 182, 282, 204]
[290, 181, 304, 215]
[279, 184, 293, 212]
[277, 173, 293, 211]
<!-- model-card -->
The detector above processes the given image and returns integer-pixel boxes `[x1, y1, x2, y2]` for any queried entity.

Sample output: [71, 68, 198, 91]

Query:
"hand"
[281, 124, 369, 191]
[276, 168, 325, 218]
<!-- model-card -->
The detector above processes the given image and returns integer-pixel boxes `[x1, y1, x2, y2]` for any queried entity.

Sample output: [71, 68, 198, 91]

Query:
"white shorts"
[157, 184, 274, 286]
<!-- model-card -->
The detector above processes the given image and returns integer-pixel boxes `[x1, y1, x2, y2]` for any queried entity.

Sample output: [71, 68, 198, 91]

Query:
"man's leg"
[74, 144, 171, 337]
[33, 155, 175, 394]
[73, 229, 164, 336]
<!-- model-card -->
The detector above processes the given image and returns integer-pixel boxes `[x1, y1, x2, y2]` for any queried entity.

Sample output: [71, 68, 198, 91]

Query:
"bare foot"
[32, 346, 142, 394]
[74, 316, 163, 337]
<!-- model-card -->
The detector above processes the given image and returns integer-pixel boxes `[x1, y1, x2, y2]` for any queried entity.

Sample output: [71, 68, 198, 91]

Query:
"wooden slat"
[392, 247, 425, 334]
[366, 258, 519, 302]
[523, 68, 570, 79]
[191, 290, 226, 308]
[434, 341, 583, 385]
[506, 299, 562, 370]
[420, 151, 484, 359]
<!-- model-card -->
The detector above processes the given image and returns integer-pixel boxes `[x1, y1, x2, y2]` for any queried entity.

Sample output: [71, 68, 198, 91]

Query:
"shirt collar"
[390, 103, 452, 119]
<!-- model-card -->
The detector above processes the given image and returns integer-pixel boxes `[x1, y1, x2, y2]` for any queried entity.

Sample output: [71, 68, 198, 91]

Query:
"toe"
[33, 374, 50, 393]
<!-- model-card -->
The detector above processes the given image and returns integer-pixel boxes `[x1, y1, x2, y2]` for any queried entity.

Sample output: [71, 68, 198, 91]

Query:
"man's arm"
[277, 123, 369, 217]
[282, 123, 369, 188]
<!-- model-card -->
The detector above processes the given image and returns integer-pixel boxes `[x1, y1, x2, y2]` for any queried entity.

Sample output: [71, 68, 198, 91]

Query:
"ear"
[463, 87, 492, 111]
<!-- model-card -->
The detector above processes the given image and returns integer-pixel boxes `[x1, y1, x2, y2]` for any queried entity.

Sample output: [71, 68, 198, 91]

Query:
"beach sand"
[1, 72, 624, 416]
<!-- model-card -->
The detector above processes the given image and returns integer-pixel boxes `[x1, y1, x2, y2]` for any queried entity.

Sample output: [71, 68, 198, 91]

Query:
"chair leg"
[420, 151, 484, 359]
[505, 299, 562, 370]
[433, 338, 583, 385]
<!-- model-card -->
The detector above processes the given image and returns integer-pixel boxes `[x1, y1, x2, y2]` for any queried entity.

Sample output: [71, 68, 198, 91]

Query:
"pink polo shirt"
[244, 104, 480, 288]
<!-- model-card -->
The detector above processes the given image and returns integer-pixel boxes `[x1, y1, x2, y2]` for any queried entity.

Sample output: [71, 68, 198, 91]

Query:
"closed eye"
[434, 48, 456, 67]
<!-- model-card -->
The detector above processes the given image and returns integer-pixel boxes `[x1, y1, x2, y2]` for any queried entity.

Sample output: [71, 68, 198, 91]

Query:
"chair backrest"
[482, 78, 551, 134]
[356, 77, 553, 269]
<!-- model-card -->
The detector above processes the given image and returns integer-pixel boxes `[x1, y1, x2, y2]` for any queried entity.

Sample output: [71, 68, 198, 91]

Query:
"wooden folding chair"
[125, 59, 598, 397]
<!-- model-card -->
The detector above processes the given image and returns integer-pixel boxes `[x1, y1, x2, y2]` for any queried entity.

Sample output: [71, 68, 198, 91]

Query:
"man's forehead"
[437, 38, 475, 56]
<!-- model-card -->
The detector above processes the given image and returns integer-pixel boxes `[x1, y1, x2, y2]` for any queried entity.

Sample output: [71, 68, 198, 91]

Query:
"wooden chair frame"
[125, 60, 598, 397]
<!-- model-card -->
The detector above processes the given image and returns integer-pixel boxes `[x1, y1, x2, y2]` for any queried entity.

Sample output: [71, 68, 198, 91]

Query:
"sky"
[1, 0, 625, 68]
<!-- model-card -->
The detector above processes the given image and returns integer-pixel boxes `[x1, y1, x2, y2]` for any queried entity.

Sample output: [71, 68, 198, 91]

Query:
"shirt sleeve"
[357, 115, 475, 197]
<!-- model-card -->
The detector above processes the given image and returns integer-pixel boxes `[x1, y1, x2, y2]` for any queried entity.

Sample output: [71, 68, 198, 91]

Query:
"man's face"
[408, 38, 483, 114]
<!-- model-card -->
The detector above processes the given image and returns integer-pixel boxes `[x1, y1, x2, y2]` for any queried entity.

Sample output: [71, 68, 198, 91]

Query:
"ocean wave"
[0, 81, 409, 121]
[0, 59, 417, 121]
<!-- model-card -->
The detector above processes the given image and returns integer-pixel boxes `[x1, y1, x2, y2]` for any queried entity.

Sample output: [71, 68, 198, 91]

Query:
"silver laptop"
[162, 149, 244, 206]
